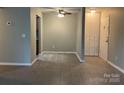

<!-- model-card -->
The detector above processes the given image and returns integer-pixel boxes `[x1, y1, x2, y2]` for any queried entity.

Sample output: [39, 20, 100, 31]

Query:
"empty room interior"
[0, 7, 124, 85]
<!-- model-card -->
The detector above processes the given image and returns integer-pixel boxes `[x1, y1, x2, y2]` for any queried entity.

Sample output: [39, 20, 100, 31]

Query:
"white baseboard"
[0, 58, 38, 66]
[42, 51, 77, 54]
[107, 60, 124, 74]
[40, 51, 85, 63]
[0, 62, 32, 66]
[40, 52, 44, 56]
[75, 52, 85, 63]
[32, 58, 38, 65]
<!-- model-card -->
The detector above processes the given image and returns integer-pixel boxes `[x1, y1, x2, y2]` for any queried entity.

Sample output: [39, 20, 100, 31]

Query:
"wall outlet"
[115, 56, 118, 62]
[52, 45, 55, 49]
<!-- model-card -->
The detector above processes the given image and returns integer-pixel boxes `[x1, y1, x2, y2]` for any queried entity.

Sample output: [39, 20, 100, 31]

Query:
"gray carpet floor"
[0, 53, 123, 85]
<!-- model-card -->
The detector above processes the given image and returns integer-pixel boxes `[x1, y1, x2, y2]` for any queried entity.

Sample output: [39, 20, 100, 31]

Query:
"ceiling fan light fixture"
[58, 13, 64, 17]
[90, 9, 96, 13]
[60, 11, 65, 14]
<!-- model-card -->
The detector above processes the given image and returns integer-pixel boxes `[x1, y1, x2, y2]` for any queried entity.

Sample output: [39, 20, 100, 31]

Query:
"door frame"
[36, 15, 41, 56]
[99, 15, 110, 61]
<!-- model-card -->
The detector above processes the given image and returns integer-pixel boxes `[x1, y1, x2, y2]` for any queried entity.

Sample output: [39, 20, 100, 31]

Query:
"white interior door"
[85, 13, 100, 56]
[100, 16, 110, 61]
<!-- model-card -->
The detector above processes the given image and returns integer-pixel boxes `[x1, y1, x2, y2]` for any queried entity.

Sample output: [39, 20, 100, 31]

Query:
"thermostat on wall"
[6, 20, 15, 26]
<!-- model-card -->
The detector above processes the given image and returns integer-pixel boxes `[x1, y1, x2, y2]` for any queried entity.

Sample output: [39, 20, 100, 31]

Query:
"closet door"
[85, 13, 100, 56]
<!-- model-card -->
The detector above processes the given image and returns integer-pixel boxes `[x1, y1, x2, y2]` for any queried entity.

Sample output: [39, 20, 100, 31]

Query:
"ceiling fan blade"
[65, 12, 72, 15]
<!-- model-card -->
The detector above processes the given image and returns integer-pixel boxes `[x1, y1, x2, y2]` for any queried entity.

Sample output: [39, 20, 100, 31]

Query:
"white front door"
[100, 16, 110, 61]
[85, 13, 100, 56]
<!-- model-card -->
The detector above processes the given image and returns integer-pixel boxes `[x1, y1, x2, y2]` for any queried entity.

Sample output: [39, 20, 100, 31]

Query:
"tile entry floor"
[0, 53, 123, 85]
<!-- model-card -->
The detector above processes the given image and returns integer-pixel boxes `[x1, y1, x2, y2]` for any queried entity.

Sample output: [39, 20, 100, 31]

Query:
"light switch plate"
[21, 34, 26, 38]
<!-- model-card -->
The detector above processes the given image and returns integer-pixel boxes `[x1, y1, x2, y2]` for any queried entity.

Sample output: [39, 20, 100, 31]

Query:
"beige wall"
[0, 7, 84, 64]
[30, 8, 44, 61]
[43, 12, 77, 52]
[100, 8, 124, 69]
[0, 7, 44, 64]
[0, 8, 31, 64]
[76, 8, 84, 61]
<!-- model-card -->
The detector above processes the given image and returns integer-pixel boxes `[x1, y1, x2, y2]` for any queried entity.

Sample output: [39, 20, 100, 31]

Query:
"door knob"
[106, 39, 109, 43]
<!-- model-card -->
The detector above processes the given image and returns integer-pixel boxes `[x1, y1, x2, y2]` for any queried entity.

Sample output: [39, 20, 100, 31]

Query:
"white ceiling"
[41, 7, 81, 13]
[85, 7, 121, 13]
[86, 7, 105, 13]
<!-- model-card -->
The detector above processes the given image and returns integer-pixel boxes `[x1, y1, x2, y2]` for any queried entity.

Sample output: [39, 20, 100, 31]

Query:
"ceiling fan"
[57, 9, 72, 17]
[58, 9, 72, 15]
[41, 7, 75, 17]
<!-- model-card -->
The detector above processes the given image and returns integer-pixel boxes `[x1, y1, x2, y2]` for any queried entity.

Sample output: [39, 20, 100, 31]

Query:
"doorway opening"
[36, 15, 41, 56]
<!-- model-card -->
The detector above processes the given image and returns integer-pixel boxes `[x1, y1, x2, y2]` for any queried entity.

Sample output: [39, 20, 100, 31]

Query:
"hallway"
[0, 53, 123, 85]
